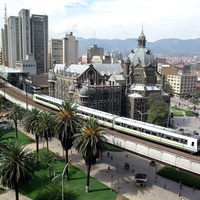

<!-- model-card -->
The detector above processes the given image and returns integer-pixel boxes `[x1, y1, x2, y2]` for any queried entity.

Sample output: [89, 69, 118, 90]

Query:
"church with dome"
[48, 31, 170, 122]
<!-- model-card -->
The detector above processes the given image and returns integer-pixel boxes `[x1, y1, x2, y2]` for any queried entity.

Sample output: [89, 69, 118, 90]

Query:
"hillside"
[77, 37, 200, 57]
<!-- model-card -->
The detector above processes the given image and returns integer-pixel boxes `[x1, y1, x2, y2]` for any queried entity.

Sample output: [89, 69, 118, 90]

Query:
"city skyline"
[0, 0, 200, 42]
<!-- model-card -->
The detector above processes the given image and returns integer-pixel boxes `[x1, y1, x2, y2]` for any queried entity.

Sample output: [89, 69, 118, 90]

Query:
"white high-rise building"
[63, 32, 78, 67]
[18, 9, 31, 60]
[7, 16, 19, 68]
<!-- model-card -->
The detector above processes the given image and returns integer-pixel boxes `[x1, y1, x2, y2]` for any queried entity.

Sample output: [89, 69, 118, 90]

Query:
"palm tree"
[73, 117, 107, 193]
[54, 101, 82, 180]
[23, 108, 41, 162]
[6, 104, 23, 141]
[0, 129, 14, 151]
[36, 111, 55, 151]
[0, 143, 35, 200]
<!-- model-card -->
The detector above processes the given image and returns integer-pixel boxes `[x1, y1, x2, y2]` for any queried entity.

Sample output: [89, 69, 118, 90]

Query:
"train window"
[166, 136, 171, 140]
[158, 133, 163, 137]
[183, 140, 187, 145]
[151, 132, 156, 136]
[173, 138, 179, 142]
[145, 131, 150, 134]
[116, 122, 121, 126]
[191, 142, 194, 146]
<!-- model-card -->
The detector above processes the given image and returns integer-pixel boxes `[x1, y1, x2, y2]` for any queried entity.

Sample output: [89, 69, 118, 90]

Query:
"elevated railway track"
[0, 82, 200, 175]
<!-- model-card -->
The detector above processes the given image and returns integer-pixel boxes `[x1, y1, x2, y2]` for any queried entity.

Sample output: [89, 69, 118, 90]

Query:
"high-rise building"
[86, 44, 104, 64]
[30, 14, 48, 75]
[7, 16, 19, 68]
[18, 9, 31, 60]
[48, 32, 79, 68]
[167, 74, 197, 97]
[1, 7, 49, 76]
[63, 32, 78, 66]
[48, 39, 63, 68]
[1, 5, 9, 67]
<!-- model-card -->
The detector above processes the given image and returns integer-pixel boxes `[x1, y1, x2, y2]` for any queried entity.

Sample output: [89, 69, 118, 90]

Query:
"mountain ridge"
[77, 37, 200, 57]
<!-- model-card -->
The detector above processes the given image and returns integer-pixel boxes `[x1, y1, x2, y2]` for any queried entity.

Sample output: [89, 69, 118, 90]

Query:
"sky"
[1, 0, 200, 42]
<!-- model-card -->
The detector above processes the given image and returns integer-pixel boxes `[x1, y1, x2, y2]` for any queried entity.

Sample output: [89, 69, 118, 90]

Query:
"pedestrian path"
[1, 124, 200, 200]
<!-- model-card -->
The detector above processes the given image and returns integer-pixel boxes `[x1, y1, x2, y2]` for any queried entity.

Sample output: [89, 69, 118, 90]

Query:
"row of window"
[114, 122, 189, 145]
[23, 64, 36, 67]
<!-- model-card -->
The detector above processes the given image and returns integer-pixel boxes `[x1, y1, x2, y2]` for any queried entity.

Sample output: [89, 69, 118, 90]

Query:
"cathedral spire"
[137, 29, 146, 48]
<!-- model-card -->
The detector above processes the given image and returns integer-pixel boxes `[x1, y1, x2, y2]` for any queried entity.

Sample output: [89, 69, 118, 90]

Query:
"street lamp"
[3, 81, 6, 97]
[25, 82, 28, 110]
[52, 160, 71, 200]
[136, 110, 147, 121]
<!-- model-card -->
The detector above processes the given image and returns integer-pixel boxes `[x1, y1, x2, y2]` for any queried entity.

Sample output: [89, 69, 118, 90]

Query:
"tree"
[0, 129, 14, 151]
[73, 117, 107, 193]
[147, 93, 170, 126]
[196, 91, 200, 99]
[54, 101, 82, 181]
[6, 104, 23, 141]
[164, 81, 173, 94]
[23, 108, 41, 162]
[36, 111, 55, 152]
[0, 143, 35, 200]
[189, 98, 198, 110]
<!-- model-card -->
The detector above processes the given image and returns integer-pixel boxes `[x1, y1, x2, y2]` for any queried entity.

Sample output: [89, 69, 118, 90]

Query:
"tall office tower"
[7, 16, 19, 68]
[18, 9, 31, 60]
[63, 32, 79, 67]
[48, 39, 63, 68]
[31, 14, 48, 75]
[1, 5, 9, 66]
[1, 28, 8, 66]
[86, 44, 104, 64]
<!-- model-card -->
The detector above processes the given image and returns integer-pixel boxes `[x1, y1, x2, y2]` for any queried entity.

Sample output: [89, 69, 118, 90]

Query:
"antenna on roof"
[4, 3, 7, 25]
[94, 31, 96, 44]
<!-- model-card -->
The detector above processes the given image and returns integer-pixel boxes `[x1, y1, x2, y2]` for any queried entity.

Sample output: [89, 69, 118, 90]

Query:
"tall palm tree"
[23, 108, 41, 162]
[0, 143, 35, 200]
[54, 101, 82, 180]
[6, 104, 23, 141]
[36, 111, 55, 152]
[73, 117, 107, 193]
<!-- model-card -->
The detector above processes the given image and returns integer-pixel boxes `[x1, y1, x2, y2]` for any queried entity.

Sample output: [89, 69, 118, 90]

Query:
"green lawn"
[20, 158, 119, 200]
[185, 111, 196, 116]
[170, 106, 184, 116]
[4, 130, 35, 145]
[105, 143, 123, 152]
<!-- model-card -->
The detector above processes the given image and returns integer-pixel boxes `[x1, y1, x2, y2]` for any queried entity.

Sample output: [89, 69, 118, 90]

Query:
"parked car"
[0, 121, 13, 131]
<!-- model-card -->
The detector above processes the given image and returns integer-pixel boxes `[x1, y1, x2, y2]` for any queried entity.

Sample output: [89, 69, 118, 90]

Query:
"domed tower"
[123, 30, 166, 121]
[128, 30, 157, 90]
[79, 86, 90, 106]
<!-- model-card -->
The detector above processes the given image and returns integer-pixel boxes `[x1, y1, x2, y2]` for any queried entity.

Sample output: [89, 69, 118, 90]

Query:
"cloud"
[1, 0, 200, 41]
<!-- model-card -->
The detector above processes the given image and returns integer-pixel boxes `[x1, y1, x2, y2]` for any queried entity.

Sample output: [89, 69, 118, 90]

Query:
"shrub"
[34, 183, 68, 200]
[157, 167, 200, 189]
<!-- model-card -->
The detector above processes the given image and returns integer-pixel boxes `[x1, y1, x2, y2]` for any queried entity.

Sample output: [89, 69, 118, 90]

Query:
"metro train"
[33, 94, 200, 153]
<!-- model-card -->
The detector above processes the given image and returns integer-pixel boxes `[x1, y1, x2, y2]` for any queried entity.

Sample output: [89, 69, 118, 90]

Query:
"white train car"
[114, 116, 200, 153]
[33, 94, 64, 110]
[77, 105, 118, 128]
[33, 94, 200, 153]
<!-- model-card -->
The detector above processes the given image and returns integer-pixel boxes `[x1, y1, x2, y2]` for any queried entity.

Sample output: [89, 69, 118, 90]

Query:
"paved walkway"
[1, 100, 200, 200]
